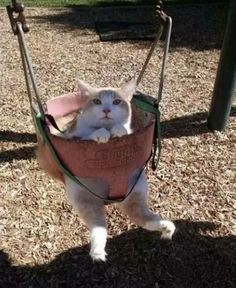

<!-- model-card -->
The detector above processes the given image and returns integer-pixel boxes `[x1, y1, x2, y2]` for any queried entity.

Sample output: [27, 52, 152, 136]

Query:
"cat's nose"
[103, 109, 111, 115]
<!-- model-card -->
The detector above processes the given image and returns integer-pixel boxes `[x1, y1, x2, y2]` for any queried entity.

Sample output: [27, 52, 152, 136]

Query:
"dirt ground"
[0, 3, 236, 288]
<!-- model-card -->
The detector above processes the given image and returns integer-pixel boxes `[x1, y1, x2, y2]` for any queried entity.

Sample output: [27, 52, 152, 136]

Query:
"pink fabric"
[46, 91, 83, 118]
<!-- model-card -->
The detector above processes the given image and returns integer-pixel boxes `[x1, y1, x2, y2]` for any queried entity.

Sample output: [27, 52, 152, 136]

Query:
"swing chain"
[6, 0, 29, 35]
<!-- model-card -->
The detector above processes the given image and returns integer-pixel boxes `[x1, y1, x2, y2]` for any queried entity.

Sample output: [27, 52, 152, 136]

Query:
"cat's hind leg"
[65, 177, 107, 261]
[117, 172, 175, 239]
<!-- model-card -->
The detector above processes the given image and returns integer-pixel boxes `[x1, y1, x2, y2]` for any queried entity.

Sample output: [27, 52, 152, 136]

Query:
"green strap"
[153, 106, 161, 170]
[132, 93, 161, 171]
[132, 94, 158, 114]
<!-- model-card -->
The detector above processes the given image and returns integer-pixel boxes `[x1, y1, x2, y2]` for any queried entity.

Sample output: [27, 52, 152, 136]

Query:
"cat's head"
[76, 79, 136, 127]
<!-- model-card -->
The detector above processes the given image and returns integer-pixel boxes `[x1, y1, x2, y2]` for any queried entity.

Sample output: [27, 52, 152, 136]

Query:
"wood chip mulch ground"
[0, 3, 235, 288]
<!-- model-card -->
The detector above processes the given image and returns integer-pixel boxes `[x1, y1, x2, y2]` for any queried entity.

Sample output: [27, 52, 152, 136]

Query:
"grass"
[1, 0, 229, 7]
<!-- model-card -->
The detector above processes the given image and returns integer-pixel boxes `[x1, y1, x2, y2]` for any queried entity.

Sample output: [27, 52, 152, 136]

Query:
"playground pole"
[207, 0, 236, 131]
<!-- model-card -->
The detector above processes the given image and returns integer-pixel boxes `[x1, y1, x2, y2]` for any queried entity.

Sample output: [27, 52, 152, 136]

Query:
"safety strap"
[45, 114, 65, 134]
[132, 92, 161, 170]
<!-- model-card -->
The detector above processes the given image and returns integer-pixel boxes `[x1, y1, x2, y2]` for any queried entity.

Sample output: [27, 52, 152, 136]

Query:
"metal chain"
[137, 1, 172, 104]
[157, 16, 172, 103]
[136, 25, 164, 86]
[17, 23, 45, 118]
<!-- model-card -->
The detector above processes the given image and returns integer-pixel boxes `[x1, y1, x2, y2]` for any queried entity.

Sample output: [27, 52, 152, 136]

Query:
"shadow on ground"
[0, 131, 36, 144]
[30, 2, 229, 50]
[0, 107, 235, 163]
[0, 220, 235, 287]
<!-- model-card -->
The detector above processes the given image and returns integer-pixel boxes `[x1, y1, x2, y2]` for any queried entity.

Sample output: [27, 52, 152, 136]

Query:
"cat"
[40, 79, 176, 262]
[64, 79, 133, 142]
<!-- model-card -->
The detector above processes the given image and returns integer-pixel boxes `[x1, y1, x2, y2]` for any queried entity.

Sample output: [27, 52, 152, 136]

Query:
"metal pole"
[207, 0, 236, 131]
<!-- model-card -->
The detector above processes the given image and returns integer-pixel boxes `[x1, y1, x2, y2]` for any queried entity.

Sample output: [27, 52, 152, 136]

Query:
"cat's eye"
[93, 98, 102, 105]
[113, 99, 121, 105]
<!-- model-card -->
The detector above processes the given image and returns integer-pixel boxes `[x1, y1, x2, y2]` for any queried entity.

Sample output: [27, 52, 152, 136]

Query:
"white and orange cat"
[41, 79, 176, 261]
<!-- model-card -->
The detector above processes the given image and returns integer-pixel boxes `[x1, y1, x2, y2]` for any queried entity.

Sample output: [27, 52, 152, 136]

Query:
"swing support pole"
[207, 0, 236, 131]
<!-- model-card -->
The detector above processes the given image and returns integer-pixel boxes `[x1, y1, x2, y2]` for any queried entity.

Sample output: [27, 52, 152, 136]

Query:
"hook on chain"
[6, 0, 29, 35]
[156, 0, 168, 24]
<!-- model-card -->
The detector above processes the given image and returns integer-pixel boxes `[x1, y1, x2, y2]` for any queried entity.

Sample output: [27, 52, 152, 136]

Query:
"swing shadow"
[0, 130, 36, 144]
[29, 2, 229, 51]
[0, 146, 36, 163]
[0, 220, 235, 287]
[0, 107, 235, 163]
[0, 130, 37, 163]
[161, 111, 209, 138]
[161, 107, 236, 138]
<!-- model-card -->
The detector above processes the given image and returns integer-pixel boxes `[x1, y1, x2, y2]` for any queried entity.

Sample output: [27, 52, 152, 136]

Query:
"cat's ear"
[119, 79, 137, 101]
[76, 79, 97, 97]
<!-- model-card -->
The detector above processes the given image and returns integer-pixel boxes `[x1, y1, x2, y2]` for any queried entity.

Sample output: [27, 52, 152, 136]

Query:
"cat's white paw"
[111, 124, 128, 138]
[160, 220, 176, 239]
[90, 249, 107, 262]
[90, 227, 107, 262]
[145, 220, 176, 240]
[90, 128, 110, 143]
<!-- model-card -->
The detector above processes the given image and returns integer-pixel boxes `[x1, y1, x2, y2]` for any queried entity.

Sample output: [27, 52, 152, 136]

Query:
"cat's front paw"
[90, 249, 107, 262]
[159, 220, 176, 240]
[90, 128, 110, 143]
[111, 124, 128, 138]
[145, 220, 176, 240]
